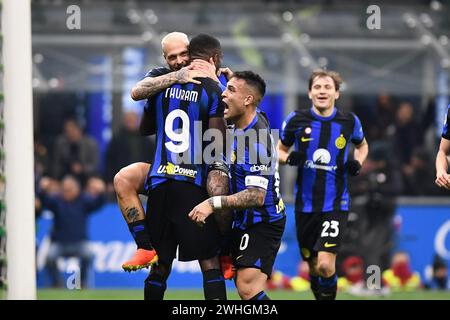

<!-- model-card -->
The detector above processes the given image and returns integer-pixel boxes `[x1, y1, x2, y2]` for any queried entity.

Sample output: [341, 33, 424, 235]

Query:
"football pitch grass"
[37, 289, 450, 300]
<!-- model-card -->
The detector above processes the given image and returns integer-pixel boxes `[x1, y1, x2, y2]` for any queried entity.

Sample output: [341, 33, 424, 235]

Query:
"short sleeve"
[280, 111, 297, 147]
[351, 113, 365, 145]
[442, 105, 450, 140]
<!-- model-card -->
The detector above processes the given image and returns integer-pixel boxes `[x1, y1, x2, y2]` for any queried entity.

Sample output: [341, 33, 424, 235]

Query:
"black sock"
[318, 273, 337, 300]
[144, 274, 166, 300]
[250, 291, 270, 300]
[128, 220, 153, 250]
[203, 269, 227, 300]
[309, 274, 321, 300]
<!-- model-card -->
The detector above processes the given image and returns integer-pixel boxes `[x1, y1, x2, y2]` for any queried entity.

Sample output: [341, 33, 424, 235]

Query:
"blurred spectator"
[38, 175, 106, 288]
[103, 111, 155, 191]
[402, 147, 444, 195]
[337, 255, 365, 293]
[425, 255, 449, 290]
[348, 142, 402, 272]
[382, 252, 421, 291]
[392, 102, 424, 165]
[52, 119, 99, 184]
[34, 136, 50, 179]
[365, 93, 396, 142]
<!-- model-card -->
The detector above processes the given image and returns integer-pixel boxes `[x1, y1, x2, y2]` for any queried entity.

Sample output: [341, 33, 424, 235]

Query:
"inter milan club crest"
[335, 134, 346, 149]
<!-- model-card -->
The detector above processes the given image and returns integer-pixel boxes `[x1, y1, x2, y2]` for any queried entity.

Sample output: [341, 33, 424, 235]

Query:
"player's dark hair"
[232, 70, 266, 100]
[189, 34, 222, 61]
[308, 69, 343, 91]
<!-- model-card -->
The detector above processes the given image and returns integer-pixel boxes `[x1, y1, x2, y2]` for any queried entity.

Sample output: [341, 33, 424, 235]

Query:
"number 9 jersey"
[144, 77, 224, 192]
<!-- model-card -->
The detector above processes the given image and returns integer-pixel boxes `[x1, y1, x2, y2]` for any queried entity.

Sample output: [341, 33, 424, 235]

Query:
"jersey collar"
[310, 106, 337, 121]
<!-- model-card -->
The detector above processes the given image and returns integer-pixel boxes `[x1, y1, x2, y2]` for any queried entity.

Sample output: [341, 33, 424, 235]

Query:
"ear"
[244, 95, 254, 106]
[334, 91, 340, 100]
[308, 91, 312, 100]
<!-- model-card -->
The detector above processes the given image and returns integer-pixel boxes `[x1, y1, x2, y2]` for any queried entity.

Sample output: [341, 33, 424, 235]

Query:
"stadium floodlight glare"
[282, 11, 293, 22]
[430, 0, 443, 11]
[439, 35, 449, 46]
[403, 13, 417, 28]
[33, 53, 44, 64]
[419, 13, 433, 28]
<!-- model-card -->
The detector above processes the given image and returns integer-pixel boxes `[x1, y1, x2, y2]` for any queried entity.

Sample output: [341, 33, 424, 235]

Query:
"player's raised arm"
[435, 138, 450, 189]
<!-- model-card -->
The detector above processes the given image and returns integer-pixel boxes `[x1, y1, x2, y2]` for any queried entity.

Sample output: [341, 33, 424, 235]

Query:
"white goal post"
[3, 0, 36, 300]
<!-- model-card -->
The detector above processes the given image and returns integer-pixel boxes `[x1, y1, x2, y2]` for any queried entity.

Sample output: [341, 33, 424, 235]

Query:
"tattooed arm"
[188, 187, 266, 225]
[131, 66, 209, 101]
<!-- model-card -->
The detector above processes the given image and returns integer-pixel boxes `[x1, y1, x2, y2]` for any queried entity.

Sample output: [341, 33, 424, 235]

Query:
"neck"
[312, 105, 334, 117]
[235, 108, 257, 129]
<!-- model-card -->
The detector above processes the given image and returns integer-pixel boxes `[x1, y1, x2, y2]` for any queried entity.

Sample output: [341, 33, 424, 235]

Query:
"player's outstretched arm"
[131, 66, 210, 101]
[188, 187, 266, 225]
[435, 138, 450, 189]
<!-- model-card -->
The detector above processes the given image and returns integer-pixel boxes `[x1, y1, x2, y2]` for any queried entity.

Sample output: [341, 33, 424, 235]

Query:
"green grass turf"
[37, 289, 450, 300]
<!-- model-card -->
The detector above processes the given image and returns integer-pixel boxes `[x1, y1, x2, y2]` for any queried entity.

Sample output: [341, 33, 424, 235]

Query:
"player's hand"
[287, 151, 306, 166]
[188, 199, 214, 227]
[435, 171, 450, 189]
[39, 176, 52, 192]
[190, 58, 219, 83]
[174, 66, 207, 85]
[219, 67, 233, 81]
[346, 160, 362, 176]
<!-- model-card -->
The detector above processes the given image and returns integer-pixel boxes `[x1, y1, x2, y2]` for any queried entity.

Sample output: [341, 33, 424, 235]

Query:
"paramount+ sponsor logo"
[157, 162, 198, 179]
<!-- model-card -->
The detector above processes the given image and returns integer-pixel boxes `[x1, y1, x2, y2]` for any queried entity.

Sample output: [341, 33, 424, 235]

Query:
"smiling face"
[308, 75, 340, 112]
[221, 77, 251, 124]
[162, 34, 189, 71]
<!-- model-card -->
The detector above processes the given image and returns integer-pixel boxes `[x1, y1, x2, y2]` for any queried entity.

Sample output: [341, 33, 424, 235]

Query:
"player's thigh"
[314, 211, 348, 255]
[232, 218, 285, 278]
[170, 181, 220, 262]
[295, 212, 321, 261]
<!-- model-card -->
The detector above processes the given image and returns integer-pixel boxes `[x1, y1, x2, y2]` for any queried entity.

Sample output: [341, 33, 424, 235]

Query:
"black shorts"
[295, 211, 348, 261]
[231, 217, 286, 277]
[145, 180, 220, 264]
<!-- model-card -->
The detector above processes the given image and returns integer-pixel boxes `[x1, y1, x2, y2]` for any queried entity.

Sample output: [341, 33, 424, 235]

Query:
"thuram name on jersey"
[165, 87, 199, 102]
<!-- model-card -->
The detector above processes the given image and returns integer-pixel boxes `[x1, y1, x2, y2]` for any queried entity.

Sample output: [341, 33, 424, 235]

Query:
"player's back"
[145, 77, 224, 191]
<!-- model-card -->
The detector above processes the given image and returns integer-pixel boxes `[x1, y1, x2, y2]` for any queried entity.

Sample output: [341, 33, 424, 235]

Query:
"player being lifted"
[142, 34, 229, 300]
[277, 69, 368, 300]
[435, 104, 450, 190]
[115, 32, 230, 272]
[189, 71, 286, 300]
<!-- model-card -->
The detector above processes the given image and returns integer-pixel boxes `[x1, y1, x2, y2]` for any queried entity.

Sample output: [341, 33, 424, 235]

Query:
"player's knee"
[235, 276, 257, 300]
[317, 260, 335, 278]
[113, 169, 132, 197]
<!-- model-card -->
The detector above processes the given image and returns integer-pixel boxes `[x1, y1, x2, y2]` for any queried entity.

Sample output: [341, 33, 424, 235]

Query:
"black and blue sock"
[128, 220, 153, 250]
[203, 269, 227, 300]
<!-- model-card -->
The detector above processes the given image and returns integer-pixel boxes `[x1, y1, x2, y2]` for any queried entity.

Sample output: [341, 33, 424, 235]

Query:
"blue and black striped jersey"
[229, 111, 285, 230]
[442, 104, 450, 140]
[280, 107, 365, 213]
[144, 77, 224, 191]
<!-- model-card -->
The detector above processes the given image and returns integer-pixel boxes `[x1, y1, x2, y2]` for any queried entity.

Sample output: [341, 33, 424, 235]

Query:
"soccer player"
[435, 104, 450, 190]
[189, 71, 286, 300]
[277, 69, 369, 300]
[143, 34, 228, 300]
[116, 32, 223, 271]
